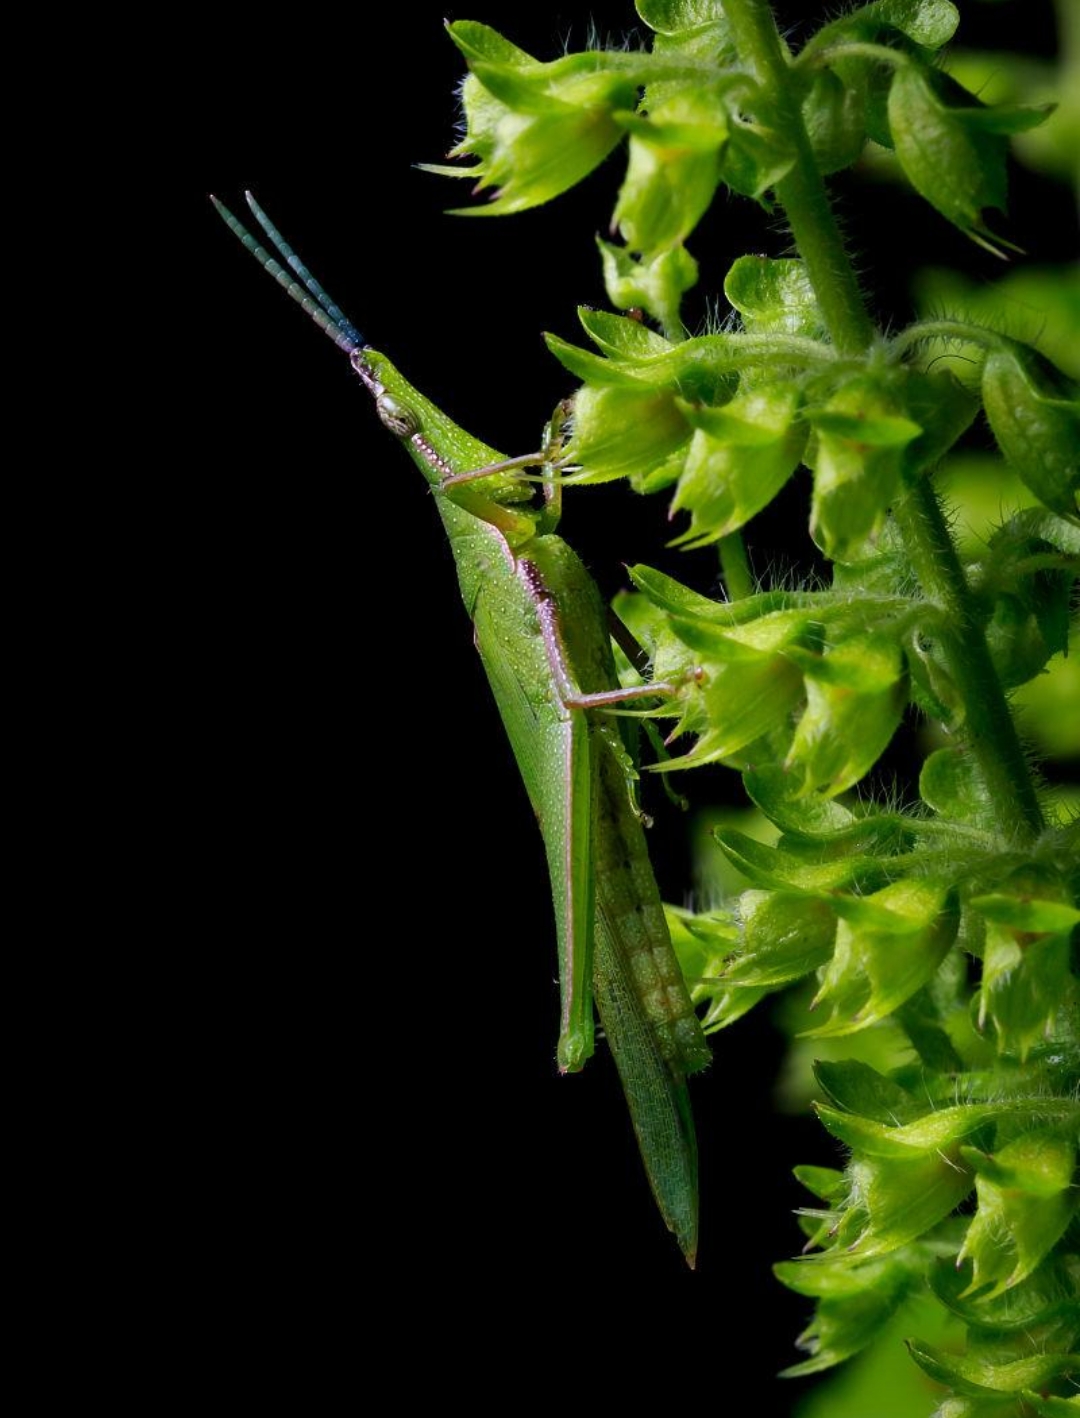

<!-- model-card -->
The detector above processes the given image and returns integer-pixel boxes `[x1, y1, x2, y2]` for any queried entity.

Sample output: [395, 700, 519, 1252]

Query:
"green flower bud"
[982, 344, 1080, 519]
[805, 879, 960, 1036]
[814, 1105, 977, 1255]
[658, 607, 812, 768]
[784, 633, 907, 796]
[568, 383, 691, 489]
[956, 1128, 1077, 1298]
[669, 383, 806, 546]
[975, 884, 1080, 1059]
[597, 237, 700, 330]
[808, 377, 922, 562]
[440, 23, 641, 215]
[614, 89, 729, 255]
[720, 890, 837, 986]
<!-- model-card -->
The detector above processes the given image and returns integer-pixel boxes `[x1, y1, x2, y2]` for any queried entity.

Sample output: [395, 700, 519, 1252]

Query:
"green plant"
[424, 3, 1078, 1412]
[216, 1, 1078, 1411]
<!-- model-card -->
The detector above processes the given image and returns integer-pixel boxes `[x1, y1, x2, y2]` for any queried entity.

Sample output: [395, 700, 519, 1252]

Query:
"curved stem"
[891, 320, 1002, 358]
[891, 479, 1045, 842]
[722, 0, 875, 355]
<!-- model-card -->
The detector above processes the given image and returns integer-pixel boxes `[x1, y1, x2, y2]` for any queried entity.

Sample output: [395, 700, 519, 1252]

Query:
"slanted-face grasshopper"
[214, 192, 710, 1260]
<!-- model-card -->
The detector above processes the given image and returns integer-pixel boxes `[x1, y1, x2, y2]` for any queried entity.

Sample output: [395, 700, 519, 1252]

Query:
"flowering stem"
[722, 0, 876, 355]
[724, 0, 1046, 843]
[891, 480, 1046, 841]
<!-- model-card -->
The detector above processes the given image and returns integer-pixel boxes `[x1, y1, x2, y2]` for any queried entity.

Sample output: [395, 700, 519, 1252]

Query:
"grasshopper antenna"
[211, 193, 364, 356]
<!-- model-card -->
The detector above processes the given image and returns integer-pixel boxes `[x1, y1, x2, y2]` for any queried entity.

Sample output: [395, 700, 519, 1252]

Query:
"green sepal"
[906, 1339, 1077, 1399]
[979, 921, 1078, 1061]
[887, 65, 1053, 253]
[576, 307, 674, 362]
[443, 23, 641, 216]
[971, 894, 1080, 936]
[793, 1163, 847, 1202]
[804, 879, 960, 1037]
[929, 1253, 1080, 1333]
[544, 333, 654, 387]
[714, 828, 893, 895]
[613, 90, 730, 254]
[668, 382, 806, 546]
[814, 1059, 926, 1124]
[956, 1127, 1078, 1298]
[697, 981, 771, 1031]
[775, 1251, 915, 1376]
[566, 382, 691, 487]
[807, 376, 922, 562]
[743, 767, 918, 864]
[719, 890, 837, 986]
[597, 238, 700, 330]
[815, 1104, 981, 1254]
[674, 610, 819, 763]
[784, 633, 907, 797]
[981, 344, 1080, 519]
[664, 903, 738, 989]
[668, 902, 775, 1032]
[550, 327, 812, 401]
[724, 255, 822, 337]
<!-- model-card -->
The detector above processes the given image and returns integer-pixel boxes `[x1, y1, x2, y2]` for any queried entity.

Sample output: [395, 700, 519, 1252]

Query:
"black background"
[193, 2, 1071, 1404]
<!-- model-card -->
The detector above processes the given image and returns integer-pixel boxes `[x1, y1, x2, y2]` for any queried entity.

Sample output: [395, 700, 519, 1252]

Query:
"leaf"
[887, 65, 1052, 253]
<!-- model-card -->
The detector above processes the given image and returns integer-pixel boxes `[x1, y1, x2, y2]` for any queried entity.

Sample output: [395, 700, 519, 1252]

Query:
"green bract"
[982, 343, 1080, 519]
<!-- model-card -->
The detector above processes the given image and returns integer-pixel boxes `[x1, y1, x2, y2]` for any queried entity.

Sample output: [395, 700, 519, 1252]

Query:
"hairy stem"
[722, 0, 876, 355]
[724, 0, 1045, 842]
[891, 479, 1046, 842]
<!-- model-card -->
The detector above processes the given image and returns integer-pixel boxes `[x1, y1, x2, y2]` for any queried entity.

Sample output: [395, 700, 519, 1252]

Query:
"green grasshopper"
[214, 192, 710, 1261]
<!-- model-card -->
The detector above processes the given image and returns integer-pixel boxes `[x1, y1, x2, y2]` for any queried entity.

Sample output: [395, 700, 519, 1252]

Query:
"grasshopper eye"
[376, 393, 421, 439]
